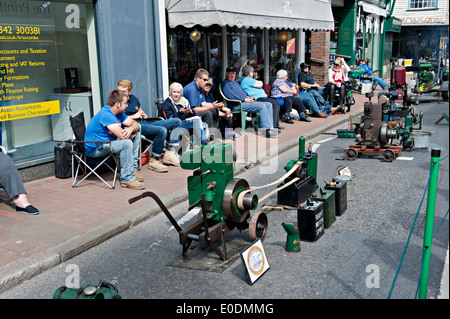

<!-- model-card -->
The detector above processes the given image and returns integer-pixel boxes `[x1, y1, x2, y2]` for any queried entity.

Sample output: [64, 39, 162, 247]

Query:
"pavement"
[0, 87, 447, 298]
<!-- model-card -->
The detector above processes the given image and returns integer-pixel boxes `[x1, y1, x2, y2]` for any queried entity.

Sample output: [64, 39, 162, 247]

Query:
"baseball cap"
[226, 66, 236, 73]
[300, 62, 309, 70]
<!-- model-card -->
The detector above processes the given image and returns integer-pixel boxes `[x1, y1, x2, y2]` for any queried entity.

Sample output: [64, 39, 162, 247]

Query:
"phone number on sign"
[0, 25, 41, 35]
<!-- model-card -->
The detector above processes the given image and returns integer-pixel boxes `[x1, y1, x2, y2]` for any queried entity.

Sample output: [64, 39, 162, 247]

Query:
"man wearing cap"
[203, 77, 234, 138]
[298, 63, 331, 114]
[221, 66, 279, 138]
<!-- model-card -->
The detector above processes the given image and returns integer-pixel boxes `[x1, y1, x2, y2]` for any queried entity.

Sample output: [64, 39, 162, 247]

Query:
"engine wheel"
[249, 212, 268, 241]
[346, 148, 358, 160]
[383, 149, 396, 162]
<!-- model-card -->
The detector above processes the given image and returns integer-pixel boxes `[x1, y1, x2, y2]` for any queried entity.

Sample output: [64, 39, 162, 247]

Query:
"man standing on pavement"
[298, 63, 332, 114]
[221, 66, 279, 138]
[117, 79, 181, 173]
[84, 90, 144, 190]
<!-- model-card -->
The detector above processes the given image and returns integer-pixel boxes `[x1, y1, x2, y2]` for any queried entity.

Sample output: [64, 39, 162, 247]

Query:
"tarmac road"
[1, 97, 448, 303]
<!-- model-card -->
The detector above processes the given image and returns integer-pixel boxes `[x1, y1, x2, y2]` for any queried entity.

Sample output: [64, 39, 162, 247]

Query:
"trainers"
[162, 150, 180, 167]
[148, 158, 169, 172]
[134, 171, 144, 182]
[120, 180, 145, 190]
[265, 129, 279, 138]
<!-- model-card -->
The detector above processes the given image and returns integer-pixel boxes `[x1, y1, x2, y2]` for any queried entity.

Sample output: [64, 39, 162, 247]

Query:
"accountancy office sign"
[0, 100, 60, 121]
[1, 1, 82, 122]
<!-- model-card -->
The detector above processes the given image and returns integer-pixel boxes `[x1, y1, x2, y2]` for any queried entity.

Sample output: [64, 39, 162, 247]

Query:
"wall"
[391, 0, 449, 26]
[310, 31, 331, 86]
[94, 0, 164, 116]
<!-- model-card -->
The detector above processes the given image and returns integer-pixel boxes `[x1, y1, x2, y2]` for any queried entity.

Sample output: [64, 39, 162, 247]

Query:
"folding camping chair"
[219, 84, 260, 136]
[69, 112, 120, 189]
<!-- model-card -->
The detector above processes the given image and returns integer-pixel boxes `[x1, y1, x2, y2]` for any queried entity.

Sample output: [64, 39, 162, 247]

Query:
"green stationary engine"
[418, 63, 436, 91]
[129, 143, 267, 261]
[181, 143, 258, 224]
[277, 136, 318, 207]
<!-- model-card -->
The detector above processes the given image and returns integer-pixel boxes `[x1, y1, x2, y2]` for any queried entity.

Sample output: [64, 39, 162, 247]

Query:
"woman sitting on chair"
[0, 148, 39, 215]
[271, 69, 310, 123]
[162, 82, 209, 150]
[326, 57, 350, 114]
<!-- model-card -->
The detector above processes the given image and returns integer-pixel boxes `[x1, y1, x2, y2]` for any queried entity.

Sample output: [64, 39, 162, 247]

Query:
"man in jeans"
[221, 66, 279, 138]
[84, 90, 144, 190]
[117, 79, 181, 172]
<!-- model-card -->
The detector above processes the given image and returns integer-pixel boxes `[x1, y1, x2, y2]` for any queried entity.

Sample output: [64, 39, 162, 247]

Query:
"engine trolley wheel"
[249, 211, 268, 241]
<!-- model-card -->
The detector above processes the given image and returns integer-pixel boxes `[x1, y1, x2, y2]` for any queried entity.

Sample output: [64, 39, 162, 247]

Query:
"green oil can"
[310, 187, 336, 229]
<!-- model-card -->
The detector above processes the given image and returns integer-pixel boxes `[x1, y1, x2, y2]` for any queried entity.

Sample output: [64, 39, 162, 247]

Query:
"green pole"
[418, 149, 441, 299]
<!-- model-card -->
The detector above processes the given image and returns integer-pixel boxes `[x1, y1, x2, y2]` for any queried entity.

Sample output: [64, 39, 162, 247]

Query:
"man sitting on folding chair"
[84, 90, 144, 190]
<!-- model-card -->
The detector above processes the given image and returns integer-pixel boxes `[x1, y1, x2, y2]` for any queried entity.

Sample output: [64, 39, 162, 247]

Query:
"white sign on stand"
[240, 239, 270, 285]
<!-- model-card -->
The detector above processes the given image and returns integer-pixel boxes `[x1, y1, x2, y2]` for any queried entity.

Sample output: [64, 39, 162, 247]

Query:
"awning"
[385, 16, 402, 33]
[165, 0, 334, 31]
[359, 1, 387, 17]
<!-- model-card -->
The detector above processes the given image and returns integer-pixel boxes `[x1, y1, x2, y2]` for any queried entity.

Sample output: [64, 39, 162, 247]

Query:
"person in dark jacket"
[161, 82, 209, 148]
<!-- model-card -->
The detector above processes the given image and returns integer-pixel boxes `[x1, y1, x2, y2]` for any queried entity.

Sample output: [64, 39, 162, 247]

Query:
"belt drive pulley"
[223, 178, 258, 224]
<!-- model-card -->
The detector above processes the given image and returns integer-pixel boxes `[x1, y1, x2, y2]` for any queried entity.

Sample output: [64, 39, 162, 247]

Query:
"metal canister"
[334, 175, 354, 201]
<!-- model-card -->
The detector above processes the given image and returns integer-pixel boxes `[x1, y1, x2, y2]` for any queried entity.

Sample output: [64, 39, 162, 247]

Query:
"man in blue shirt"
[183, 68, 224, 132]
[84, 90, 144, 190]
[221, 66, 279, 138]
[240, 65, 283, 128]
[358, 59, 389, 91]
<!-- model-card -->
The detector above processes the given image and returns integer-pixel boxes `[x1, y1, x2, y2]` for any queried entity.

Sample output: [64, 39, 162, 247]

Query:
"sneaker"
[265, 129, 279, 138]
[120, 180, 145, 190]
[162, 150, 180, 167]
[134, 171, 144, 182]
[148, 158, 169, 172]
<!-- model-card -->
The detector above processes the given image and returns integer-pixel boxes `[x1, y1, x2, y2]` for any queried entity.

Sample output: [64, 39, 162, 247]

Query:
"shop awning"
[359, 1, 387, 17]
[165, 0, 334, 31]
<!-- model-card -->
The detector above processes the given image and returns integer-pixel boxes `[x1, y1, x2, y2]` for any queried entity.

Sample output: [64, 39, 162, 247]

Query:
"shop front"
[165, 0, 335, 91]
[1, 0, 166, 177]
[0, 0, 100, 168]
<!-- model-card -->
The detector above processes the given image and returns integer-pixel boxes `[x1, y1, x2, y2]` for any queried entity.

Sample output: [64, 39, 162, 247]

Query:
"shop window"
[0, 0, 98, 167]
[409, 0, 437, 9]
[269, 29, 296, 83]
[167, 25, 222, 88]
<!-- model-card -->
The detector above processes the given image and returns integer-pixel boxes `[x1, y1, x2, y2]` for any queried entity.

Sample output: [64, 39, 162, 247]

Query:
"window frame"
[408, 0, 438, 10]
